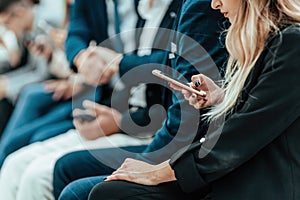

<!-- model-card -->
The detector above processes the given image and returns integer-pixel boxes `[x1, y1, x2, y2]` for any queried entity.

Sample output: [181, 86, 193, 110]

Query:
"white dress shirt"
[105, 0, 138, 53]
[129, 0, 173, 108]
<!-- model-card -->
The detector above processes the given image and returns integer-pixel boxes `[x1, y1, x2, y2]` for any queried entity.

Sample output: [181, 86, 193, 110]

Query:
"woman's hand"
[105, 159, 176, 186]
[170, 74, 224, 109]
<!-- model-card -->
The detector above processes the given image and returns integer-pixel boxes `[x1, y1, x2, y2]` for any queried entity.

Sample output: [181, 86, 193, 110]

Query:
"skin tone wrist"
[111, 54, 122, 74]
[152, 160, 176, 184]
[0, 76, 7, 99]
[73, 49, 86, 69]
[106, 53, 122, 78]
[106, 159, 176, 186]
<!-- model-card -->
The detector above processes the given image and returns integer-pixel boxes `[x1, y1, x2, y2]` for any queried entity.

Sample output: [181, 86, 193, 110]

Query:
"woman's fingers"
[188, 94, 208, 109]
[106, 172, 130, 182]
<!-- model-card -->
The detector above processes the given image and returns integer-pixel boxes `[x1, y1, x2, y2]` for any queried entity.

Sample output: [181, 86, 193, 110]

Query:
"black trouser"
[89, 180, 212, 200]
[0, 99, 13, 138]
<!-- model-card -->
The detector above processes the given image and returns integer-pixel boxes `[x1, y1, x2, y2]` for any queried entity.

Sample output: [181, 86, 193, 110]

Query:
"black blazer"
[170, 25, 300, 200]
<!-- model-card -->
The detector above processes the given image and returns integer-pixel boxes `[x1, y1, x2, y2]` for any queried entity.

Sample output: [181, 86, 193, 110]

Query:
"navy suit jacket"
[115, 0, 182, 136]
[65, 0, 108, 70]
[139, 0, 229, 163]
[65, 0, 140, 71]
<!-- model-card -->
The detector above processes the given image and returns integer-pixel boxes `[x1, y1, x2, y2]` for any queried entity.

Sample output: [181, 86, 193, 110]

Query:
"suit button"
[200, 137, 206, 143]
[170, 12, 177, 18]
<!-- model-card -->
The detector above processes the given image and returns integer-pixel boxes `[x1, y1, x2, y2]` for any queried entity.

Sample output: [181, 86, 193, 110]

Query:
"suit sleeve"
[119, 51, 167, 77]
[118, 50, 167, 87]
[170, 29, 300, 193]
[140, 0, 228, 163]
[65, 0, 92, 71]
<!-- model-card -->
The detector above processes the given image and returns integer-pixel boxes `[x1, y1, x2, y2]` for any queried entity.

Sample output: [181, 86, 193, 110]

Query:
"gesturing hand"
[74, 46, 122, 86]
[27, 35, 53, 61]
[75, 48, 106, 86]
[44, 78, 83, 101]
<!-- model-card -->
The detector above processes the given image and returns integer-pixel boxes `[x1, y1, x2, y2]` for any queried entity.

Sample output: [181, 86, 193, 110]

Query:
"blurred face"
[1, 2, 34, 38]
[66, 0, 74, 6]
[211, 0, 241, 23]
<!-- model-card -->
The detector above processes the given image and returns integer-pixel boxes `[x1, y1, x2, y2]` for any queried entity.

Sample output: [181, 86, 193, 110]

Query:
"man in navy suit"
[52, 0, 229, 199]
[0, 0, 147, 199]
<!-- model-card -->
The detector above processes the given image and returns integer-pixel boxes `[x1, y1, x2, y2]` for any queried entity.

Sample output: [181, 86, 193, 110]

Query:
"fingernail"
[83, 100, 92, 106]
[195, 80, 200, 87]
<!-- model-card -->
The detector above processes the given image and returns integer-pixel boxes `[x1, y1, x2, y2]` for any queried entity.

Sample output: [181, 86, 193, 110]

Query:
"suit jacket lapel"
[152, 0, 182, 49]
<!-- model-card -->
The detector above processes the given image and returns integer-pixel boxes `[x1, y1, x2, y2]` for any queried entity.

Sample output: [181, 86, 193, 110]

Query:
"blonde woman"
[88, 0, 300, 199]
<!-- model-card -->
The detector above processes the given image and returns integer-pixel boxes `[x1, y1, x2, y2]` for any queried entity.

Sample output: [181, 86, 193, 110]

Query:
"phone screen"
[152, 69, 206, 97]
[73, 114, 96, 122]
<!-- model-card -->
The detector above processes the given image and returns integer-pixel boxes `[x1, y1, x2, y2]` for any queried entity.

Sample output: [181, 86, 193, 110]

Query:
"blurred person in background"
[0, 0, 76, 163]
[0, 0, 161, 199]
[0, 0, 75, 137]
[0, 23, 21, 135]
[0, 24, 21, 73]
[0, 0, 43, 137]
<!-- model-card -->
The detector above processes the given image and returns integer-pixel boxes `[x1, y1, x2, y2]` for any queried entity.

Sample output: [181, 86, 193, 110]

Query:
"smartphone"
[37, 20, 54, 35]
[73, 114, 96, 122]
[152, 69, 206, 97]
[22, 33, 35, 44]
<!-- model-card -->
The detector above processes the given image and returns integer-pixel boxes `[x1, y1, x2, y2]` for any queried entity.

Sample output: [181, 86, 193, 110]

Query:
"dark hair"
[32, 0, 40, 4]
[0, 0, 40, 12]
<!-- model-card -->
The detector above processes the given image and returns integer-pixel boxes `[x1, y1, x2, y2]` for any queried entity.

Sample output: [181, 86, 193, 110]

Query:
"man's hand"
[92, 46, 122, 84]
[74, 46, 123, 86]
[27, 36, 53, 61]
[44, 77, 83, 101]
[49, 28, 67, 50]
[73, 100, 122, 140]
[0, 76, 7, 100]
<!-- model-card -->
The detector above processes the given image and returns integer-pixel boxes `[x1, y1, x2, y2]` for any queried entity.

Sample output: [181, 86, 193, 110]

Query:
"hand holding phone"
[152, 69, 206, 97]
[73, 113, 96, 122]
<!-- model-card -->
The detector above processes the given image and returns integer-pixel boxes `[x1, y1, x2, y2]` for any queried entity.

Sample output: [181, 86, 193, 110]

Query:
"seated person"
[53, 0, 228, 199]
[88, 0, 300, 200]
[0, 0, 166, 199]
[0, 25, 21, 73]
[0, 0, 74, 160]
[0, 0, 41, 137]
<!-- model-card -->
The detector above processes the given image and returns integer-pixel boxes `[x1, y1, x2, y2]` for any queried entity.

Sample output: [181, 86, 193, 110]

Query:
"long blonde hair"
[207, 0, 300, 120]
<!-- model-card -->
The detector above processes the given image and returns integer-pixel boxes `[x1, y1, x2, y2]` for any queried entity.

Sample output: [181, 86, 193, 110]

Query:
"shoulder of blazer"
[237, 24, 300, 110]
